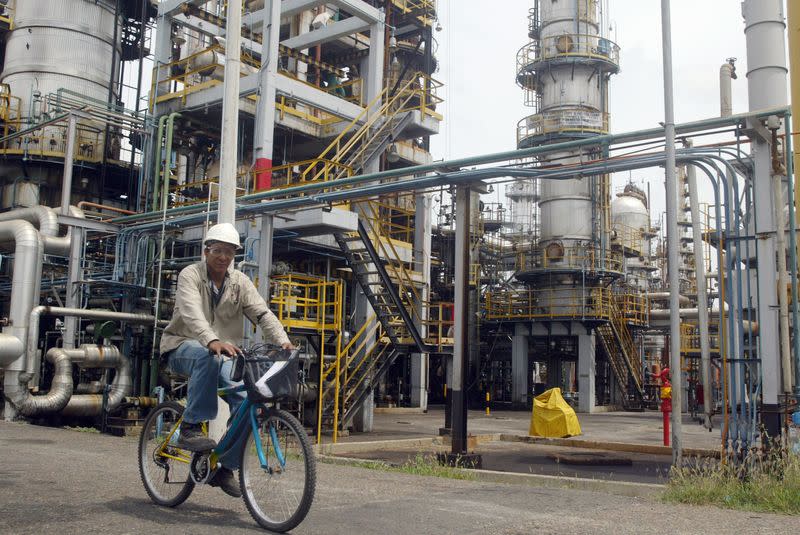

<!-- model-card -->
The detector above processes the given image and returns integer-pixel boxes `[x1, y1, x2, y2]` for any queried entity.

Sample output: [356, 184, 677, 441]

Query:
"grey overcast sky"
[429, 0, 762, 220]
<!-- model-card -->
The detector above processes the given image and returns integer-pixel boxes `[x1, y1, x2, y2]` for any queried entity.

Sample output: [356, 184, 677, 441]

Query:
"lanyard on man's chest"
[209, 278, 226, 309]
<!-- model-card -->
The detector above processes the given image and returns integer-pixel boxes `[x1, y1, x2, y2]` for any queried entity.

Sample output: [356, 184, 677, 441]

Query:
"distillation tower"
[504, 0, 641, 412]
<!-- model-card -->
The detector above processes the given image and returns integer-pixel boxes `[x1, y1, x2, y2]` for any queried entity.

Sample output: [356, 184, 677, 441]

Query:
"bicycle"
[138, 346, 316, 533]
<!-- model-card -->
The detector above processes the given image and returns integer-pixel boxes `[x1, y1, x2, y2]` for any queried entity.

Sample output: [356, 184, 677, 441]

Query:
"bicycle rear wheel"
[239, 408, 316, 532]
[138, 401, 195, 507]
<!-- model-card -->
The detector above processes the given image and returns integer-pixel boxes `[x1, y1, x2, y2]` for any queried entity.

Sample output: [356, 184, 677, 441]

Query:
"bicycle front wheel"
[138, 401, 195, 507]
[239, 408, 316, 532]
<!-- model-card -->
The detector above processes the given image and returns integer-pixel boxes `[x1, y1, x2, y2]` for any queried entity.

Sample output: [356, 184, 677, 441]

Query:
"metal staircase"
[306, 75, 443, 440]
[335, 219, 427, 351]
[596, 298, 644, 408]
[297, 73, 428, 185]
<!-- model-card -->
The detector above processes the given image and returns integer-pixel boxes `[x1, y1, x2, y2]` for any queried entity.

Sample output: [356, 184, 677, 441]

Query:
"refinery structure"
[0, 0, 797, 462]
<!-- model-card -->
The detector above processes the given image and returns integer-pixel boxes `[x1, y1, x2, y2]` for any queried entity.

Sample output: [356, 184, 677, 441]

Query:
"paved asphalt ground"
[2, 420, 799, 535]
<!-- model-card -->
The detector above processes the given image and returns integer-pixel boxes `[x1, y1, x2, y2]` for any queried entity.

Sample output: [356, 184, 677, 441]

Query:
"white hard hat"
[203, 222, 242, 249]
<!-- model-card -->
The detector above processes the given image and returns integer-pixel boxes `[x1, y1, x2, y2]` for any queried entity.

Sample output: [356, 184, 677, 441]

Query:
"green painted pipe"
[154, 112, 180, 212]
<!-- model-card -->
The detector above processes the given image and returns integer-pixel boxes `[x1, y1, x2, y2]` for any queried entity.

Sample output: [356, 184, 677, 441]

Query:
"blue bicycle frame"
[211, 384, 286, 471]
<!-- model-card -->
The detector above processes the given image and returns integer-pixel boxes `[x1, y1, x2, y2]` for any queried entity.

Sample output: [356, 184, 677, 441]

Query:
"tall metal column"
[660, 0, 683, 463]
[451, 185, 470, 455]
[743, 0, 788, 438]
[218, 0, 243, 225]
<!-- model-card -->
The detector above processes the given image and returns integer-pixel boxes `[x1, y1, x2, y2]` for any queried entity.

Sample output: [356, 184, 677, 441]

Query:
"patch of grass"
[663, 447, 800, 515]
[398, 453, 477, 481]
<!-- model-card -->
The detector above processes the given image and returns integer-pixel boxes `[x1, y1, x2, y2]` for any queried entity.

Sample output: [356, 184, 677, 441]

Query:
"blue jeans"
[166, 340, 246, 426]
[167, 340, 250, 470]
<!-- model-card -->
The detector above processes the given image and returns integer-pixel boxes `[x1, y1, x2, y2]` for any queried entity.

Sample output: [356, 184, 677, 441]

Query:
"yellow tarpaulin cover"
[528, 387, 582, 438]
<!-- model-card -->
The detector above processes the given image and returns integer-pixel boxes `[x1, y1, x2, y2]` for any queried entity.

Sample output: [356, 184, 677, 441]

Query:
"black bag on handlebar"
[233, 347, 299, 402]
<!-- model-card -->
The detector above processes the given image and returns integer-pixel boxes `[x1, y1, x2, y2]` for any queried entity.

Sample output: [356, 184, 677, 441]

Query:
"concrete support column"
[512, 323, 530, 409]
[410, 354, 428, 409]
[351, 392, 374, 432]
[411, 193, 432, 409]
[253, 0, 281, 305]
[253, 0, 281, 192]
[152, 9, 173, 112]
[256, 217, 274, 307]
[363, 14, 385, 114]
[350, 281, 375, 433]
[577, 327, 596, 413]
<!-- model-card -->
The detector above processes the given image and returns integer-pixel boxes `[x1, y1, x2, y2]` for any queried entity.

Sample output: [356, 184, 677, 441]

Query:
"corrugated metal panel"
[4, 28, 114, 87]
[14, 0, 118, 45]
[1, 0, 121, 116]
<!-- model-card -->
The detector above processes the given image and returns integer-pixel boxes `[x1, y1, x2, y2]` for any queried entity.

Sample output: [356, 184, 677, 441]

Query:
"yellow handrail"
[299, 74, 420, 184]
[358, 200, 425, 327]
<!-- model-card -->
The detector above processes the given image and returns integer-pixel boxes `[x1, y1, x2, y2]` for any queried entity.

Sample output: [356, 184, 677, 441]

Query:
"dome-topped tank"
[611, 184, 650, 252]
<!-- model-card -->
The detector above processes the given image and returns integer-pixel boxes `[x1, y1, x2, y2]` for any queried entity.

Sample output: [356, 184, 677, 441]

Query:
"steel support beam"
[56, 214, 119, 234]
[282, 16, 370, 50]
[157, 0, 206, 17]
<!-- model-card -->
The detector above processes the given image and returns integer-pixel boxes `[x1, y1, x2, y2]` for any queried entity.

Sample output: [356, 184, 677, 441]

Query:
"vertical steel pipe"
[218, 0, 243, 225]
[773, 167, 792, 394]
[686, 144, 712, 429]
[661, 0, 682, 464]
[61, 114, 78, 216]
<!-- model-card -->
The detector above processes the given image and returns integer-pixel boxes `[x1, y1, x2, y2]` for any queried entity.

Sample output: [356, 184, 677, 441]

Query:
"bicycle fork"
[249, 406, 286, 473]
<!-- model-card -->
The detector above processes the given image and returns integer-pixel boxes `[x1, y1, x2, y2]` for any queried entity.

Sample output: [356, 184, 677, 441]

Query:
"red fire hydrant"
[658, 367, 672, 447]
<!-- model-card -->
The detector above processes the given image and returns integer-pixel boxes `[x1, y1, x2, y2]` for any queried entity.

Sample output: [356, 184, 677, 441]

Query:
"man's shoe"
[209, 467, 242, 498]
[175, 422, 216, 452]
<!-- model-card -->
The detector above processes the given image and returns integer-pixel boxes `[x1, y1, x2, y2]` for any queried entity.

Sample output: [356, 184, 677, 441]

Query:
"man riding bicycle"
[159, 222, 293, 497]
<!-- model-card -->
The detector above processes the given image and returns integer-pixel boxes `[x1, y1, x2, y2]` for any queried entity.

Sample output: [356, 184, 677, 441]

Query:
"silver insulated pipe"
[9, 344, 131, 417]
[0, 220, 43, 373]
[0, 205, 85, 256]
